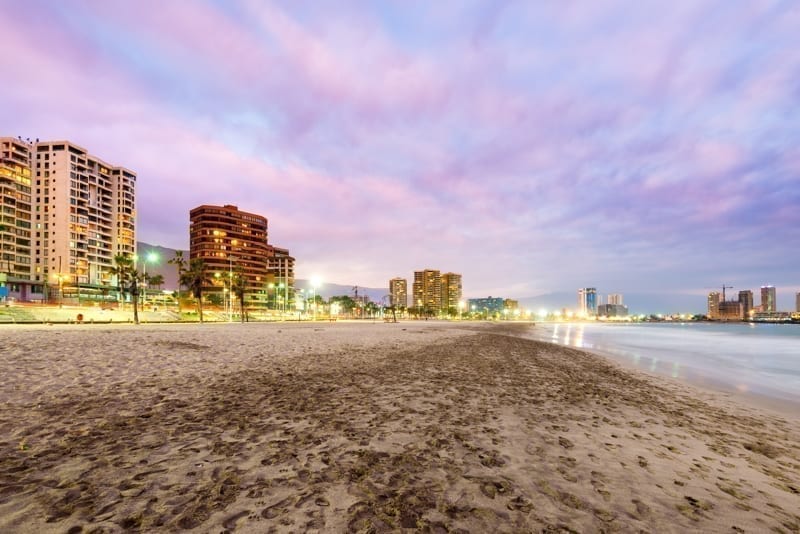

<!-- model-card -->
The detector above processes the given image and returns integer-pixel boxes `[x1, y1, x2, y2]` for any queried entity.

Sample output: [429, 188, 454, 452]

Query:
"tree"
[168, 251, 186, 313]
[180, 258, 211, 322]
[329, 295, 356, 315]
[147, 273, 164, 291]
[109, 254, 141, 324]
[231, 269, 247, 323]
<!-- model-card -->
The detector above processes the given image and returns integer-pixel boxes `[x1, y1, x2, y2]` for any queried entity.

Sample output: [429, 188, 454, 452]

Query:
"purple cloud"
[2, 0, 799, 306]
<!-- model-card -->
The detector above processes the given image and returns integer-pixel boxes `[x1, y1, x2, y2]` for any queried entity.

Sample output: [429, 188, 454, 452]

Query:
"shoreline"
[525, 322, 800, 419]
[2, 322, 798, 532]
[556, 337, 800, 419]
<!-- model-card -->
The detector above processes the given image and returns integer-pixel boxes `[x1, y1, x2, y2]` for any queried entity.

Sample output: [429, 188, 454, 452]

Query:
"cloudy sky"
[2, 0, 799, 301]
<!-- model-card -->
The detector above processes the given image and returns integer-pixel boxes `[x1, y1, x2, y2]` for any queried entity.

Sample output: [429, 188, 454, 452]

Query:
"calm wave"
[529, 322, 800, 403]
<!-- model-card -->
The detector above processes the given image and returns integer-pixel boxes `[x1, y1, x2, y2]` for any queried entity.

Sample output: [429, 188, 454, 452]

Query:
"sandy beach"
[1, 321, 798, 533]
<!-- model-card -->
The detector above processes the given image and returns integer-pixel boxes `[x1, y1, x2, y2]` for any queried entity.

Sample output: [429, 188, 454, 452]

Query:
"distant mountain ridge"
[138, 242, 713, 313]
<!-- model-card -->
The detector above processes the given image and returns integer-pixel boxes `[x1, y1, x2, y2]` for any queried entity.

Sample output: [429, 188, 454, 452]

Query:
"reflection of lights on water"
[552, 324, 560, 342]
[671, 362, 680, 378]
[650, 358, 658, 372]
[564, 325, 572, 345]
[573, 325, 584, 348]
[736, 384, 749, 393]
[633, 354, 640, 365]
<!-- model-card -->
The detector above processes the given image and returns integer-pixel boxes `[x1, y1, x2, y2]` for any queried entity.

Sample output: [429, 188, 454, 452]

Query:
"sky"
[2, 0, 799, 304]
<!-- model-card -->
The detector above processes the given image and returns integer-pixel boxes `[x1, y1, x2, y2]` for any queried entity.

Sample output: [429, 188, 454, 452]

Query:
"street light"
[227, 254, 235, 322]
[141, 251, 159, 310]
[268, 283, 275, 311]
[55, 273, 65, 308]
[310, 276, 321, 321]
[298, 288, 305, 318]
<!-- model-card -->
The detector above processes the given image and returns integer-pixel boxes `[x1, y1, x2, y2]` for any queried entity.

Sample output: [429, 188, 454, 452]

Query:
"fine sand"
[0, 321, 798, 533]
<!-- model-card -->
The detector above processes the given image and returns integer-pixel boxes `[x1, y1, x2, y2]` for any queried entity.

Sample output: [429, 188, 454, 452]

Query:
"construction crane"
[721, 284, 733, 302]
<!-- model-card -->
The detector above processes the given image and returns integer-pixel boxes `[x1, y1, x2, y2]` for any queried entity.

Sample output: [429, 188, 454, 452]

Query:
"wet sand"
[1, 321, 798, 532]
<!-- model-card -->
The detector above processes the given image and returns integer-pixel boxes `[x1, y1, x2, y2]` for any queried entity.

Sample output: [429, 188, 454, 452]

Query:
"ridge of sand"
[1, 321, 798, 532]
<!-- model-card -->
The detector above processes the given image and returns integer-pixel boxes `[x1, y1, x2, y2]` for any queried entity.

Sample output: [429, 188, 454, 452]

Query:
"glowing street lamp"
[54, 273, 65, 308]
[310, 276, 321, 320]
[141, 251, 159, 309]
[268, 282, 275, 310]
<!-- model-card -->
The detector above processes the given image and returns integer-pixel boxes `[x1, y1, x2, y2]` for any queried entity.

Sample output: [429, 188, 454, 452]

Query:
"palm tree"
[144, 274, 164, 310]
[147, 273, 164, 290]
[168, 251, 186, 313]
[231, 269, 247, 323]
[109, 254, 141, 324]
[180, 258, 211, 322]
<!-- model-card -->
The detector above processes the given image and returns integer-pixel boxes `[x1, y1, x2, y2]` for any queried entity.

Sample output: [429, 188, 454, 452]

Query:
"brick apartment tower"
[189, 204, 294, 309]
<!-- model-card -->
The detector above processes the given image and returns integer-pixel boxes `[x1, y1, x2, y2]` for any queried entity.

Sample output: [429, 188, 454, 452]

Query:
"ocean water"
[528, 322, 800, 403]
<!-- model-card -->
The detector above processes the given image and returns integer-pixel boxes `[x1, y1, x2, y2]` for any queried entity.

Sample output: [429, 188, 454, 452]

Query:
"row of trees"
[166, 251, 246, 323]
[111, 251, 220, 324]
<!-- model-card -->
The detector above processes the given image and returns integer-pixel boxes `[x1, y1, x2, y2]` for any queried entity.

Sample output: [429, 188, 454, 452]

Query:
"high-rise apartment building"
[578, 287, 597, 317]
[796, 292, 800, 313]
[2, 137, 136, 302]
[707, 291, 720, 319]
[266, 245, 295, 309]
[32, 140, 136, 297]
[389, 277, 407, 308]
[441, 272, 463, 312]
[608, 293, 623, 305]
[1, 138, 33, 288]
[190, 204, 274, 307]
[412, 269, 441, 313]
[738, 290, 753, 319]
[760, 285, 776, 313]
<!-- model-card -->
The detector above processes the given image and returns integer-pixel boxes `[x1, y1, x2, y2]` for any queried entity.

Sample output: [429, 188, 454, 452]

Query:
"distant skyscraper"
[738, 290, 753, 319]
[608, 293, 623, 305]
[707, 292, 720, 319]
[578, 288, 597, 317]
[441, 272, 462, 312]
[412, 269, 441, 313]
[796, 291, 800, 313]
[760, 285, 776, 313]
[389, 277, 407, 308]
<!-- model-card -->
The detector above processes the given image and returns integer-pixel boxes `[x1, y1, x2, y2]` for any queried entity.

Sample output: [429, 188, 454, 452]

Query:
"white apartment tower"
[389, 277, 408, 308]
[32, 141, 136, 291]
